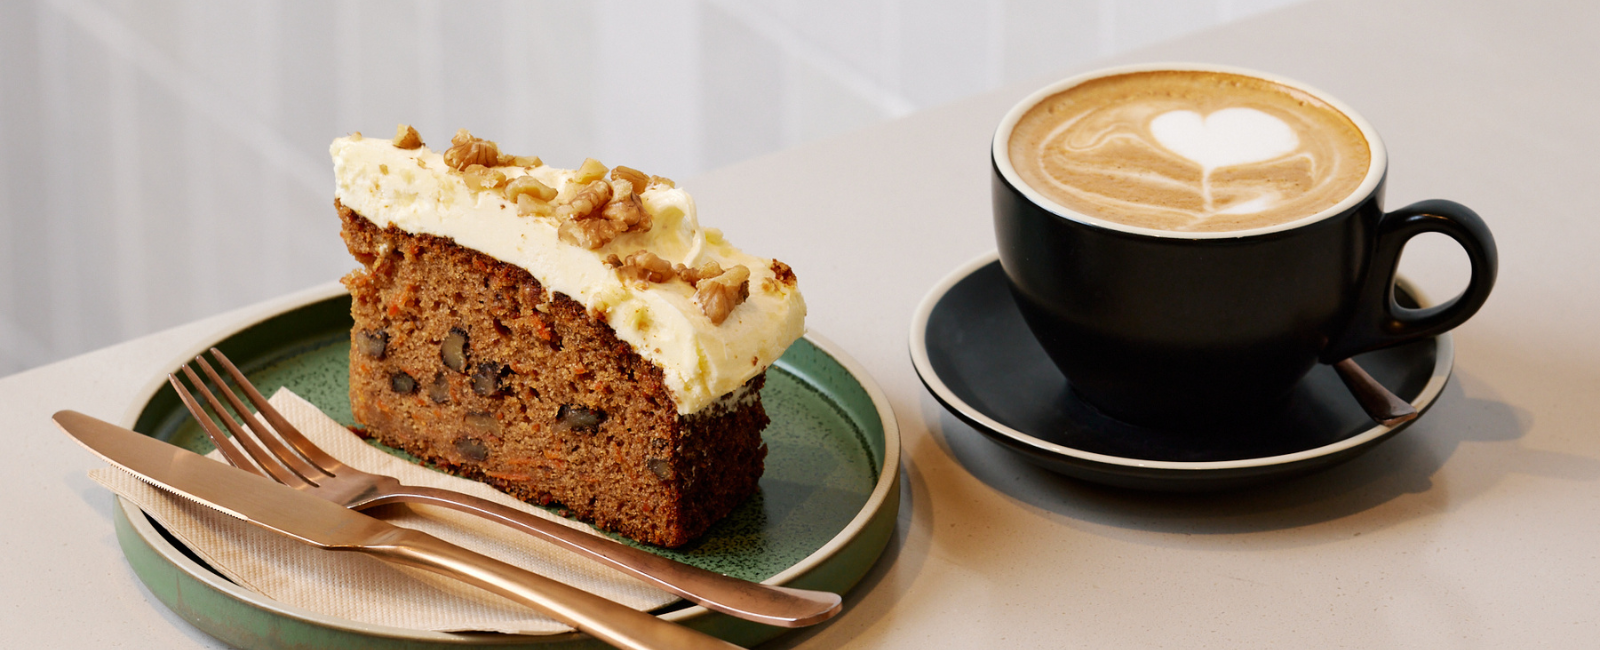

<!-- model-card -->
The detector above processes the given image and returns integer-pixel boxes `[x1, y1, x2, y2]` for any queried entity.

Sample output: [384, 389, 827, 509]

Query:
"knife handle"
[377, 485, 840, 627]
[358, 526, 743, 650]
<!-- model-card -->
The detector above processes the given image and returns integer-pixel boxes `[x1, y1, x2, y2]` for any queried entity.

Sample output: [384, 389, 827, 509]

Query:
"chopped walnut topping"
[558, 218, 625, 249]
[393, 124, 423, 149]
[695, 265, 750, 325]
[557, 179, 614, 221]
[461, 164, 507, 191]
[675, 261, 725, 288]
[574, 158, 608, 184]
[547, 164, 657, 249]
[650, 175, 676, 188]
[512, 155, 543, 168]
[602, 179, 650, 231]
[612, 166, 650, 193]
[504, 175, 556, 203]
[602, 254, 622, 268]
[617, 251, 675, 284]
[351, 131, 363, 140]
[443, 129, 501, 171]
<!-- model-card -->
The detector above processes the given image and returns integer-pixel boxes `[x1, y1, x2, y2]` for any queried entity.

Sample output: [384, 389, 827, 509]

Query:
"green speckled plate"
[114, 284, 900, 648]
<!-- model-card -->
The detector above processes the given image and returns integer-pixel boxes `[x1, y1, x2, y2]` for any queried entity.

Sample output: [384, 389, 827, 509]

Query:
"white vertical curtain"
[0, 0, 1303, 376]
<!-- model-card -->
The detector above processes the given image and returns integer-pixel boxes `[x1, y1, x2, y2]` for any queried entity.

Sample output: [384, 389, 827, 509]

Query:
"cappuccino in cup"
[992, 64, 1497, 425]
[1008, 70, 1372, 233]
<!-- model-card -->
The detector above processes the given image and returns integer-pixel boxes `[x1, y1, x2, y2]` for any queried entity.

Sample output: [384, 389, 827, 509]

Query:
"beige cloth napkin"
[90, 389, 677, 634]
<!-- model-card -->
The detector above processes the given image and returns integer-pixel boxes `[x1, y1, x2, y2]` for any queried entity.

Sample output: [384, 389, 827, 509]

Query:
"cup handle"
[1322, 199, 1498, 362]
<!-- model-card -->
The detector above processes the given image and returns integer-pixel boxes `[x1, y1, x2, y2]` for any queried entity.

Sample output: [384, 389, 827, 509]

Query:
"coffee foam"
[1007, 71, 1371, 232]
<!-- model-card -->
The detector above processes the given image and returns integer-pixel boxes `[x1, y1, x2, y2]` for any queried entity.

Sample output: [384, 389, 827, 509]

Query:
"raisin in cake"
[331, 126, 805, 547]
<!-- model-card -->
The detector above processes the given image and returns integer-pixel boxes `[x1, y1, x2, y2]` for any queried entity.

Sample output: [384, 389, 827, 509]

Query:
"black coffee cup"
[992, 64, 1497, 426]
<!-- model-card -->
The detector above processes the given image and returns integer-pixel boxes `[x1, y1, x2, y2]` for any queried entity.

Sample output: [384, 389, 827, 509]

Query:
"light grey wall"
[0, 0, 1306, 377]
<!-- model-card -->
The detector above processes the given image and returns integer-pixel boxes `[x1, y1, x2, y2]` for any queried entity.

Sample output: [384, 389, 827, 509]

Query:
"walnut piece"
[602, 179, 650, 231]
[461, 164, 507, 191]
[695, 265, 750, 325]
[556, 179, 614, 221]
[443, 129, 501, 171]
[504, 175, 556, 202]
[612, 166, 650, 193]
[617, 251, 675, 284]
[393, 124, 423, 149]
[574, 158, 608, 184]
[675, 261, 725, 288]
[558, 218, 625, 249]
[650, 175, 676, 188]
[550, 164, 657, 249]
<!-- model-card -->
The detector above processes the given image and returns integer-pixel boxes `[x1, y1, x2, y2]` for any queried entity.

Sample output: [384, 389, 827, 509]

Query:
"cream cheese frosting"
[330, 134, 805, 415]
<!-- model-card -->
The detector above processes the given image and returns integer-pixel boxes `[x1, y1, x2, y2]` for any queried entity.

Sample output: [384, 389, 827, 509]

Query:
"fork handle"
[360, 526, 741, 650]
[379, 486, 841, 627]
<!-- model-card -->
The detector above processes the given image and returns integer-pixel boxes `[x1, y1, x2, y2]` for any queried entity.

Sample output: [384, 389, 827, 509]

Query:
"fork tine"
[192, 356, 330, 484]
[178, 363, 313, 488]
[168, 373, 259, 473]
[208, 348, 346, 474]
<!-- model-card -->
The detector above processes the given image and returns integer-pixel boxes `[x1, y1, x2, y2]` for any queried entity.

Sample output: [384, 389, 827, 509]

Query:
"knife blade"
[54, 410, 741, 650]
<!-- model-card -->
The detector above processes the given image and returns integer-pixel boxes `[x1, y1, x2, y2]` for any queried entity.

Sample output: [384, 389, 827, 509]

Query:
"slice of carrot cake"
[331, 126, 805, 547]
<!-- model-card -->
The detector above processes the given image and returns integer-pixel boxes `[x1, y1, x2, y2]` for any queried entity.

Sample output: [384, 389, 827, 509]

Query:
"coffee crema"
[1008, 70, 1372, 232]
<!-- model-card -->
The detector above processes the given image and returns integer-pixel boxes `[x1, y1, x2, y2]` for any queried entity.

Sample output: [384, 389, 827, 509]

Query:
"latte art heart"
[1148, 108, 1298, 171]
[1007, 70, 1372, 232]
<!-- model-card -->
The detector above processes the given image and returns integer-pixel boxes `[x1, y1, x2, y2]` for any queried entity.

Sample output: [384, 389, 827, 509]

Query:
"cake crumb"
[770, 260, 797, 286]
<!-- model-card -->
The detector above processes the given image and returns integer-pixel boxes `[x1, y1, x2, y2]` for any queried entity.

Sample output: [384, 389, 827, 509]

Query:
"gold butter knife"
[54, 410, 742, 650]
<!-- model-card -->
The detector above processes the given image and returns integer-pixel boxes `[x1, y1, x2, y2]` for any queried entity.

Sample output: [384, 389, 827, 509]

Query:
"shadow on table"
[926, 368, 1596, 546]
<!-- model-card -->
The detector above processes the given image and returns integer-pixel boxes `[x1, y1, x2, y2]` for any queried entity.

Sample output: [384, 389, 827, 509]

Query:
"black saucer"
[909, 252, 1454, 491]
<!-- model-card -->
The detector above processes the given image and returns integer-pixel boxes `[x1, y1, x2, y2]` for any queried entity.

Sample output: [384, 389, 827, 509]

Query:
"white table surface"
[6, 0, 1598, 647]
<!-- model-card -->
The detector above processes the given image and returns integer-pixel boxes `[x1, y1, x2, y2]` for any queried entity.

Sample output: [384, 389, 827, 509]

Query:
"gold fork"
[168, 348, 841, 628]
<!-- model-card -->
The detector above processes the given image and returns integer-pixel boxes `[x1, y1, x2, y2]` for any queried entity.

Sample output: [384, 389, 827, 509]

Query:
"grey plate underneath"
[909, 252, 1453, 491]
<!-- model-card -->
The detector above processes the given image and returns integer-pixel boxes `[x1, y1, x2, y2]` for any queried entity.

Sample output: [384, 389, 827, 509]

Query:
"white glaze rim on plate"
[908, 250, 1454, 473]
[992, 62, 1389, 240]
[114, 283, 901, 643]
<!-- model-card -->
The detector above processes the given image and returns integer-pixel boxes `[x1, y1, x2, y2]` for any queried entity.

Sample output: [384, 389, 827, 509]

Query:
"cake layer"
[340, 204, 767, 547]
[331, 133, 804, 415]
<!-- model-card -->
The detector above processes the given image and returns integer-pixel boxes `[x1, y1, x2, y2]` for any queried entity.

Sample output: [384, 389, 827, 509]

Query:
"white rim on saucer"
[908, 250, 1453, 473]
